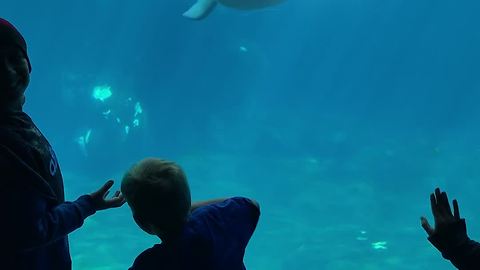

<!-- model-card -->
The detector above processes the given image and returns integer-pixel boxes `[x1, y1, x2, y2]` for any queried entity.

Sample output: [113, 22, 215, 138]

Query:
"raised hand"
[421, 187, 461, 237]
[89, 180, 126, 211]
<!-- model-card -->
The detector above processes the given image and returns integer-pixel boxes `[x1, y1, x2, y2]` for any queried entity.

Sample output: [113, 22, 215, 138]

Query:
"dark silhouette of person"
[0, 18, 126, 270]
[421, 188, 480, 270]
[121, 158, 261, 269]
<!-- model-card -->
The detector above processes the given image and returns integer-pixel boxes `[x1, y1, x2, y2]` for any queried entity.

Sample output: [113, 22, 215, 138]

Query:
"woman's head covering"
[0, 18, 31, 72]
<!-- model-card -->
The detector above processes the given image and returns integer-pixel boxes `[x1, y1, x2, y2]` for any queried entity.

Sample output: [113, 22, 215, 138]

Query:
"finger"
[430, 193, 439, 219]
[107, 193, 124, 202]
[453, 199, 461, 220]
[106, 197, 126, 207]
[421, 216, 434, 236]
[434, 188, 446, 216]
[434, 188, 441, 206]
[103, 190, 110, 199]
[98, 180, 114, 194]
[441, 192, 453, 215]
[113, 190, 120, 197]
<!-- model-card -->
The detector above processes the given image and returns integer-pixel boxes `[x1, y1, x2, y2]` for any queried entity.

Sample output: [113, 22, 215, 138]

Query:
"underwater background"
[3, 0, 480, 269]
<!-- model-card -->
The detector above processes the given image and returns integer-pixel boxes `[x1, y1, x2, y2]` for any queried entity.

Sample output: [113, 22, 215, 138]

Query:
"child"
[121, 158, 261, 269]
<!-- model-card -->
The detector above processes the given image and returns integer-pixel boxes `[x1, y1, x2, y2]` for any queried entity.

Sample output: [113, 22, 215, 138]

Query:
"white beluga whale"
[183, 0, 284, 20]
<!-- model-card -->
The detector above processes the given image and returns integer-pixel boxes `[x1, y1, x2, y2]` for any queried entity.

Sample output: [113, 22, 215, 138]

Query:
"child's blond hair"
[121, 158, 191, 234]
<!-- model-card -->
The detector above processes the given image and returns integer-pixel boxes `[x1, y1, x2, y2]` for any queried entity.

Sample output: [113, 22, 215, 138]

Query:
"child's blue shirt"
[130, 197, 260, 270]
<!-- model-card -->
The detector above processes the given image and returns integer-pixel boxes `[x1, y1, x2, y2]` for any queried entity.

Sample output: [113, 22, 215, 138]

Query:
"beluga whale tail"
[183, 0, 284, 20]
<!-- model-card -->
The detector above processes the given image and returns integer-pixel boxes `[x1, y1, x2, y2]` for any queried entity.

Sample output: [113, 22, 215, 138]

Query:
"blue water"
[4, 0, 480, 269]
